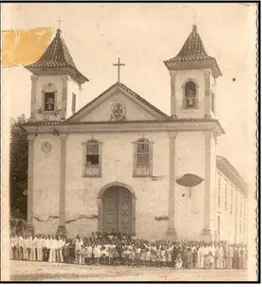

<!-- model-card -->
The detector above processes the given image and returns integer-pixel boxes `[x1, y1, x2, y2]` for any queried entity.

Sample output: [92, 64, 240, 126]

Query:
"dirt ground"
[9, 260, 248, 282]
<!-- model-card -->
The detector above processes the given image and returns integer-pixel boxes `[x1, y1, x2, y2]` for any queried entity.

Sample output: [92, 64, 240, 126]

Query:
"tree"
[10, 114, 28, 219]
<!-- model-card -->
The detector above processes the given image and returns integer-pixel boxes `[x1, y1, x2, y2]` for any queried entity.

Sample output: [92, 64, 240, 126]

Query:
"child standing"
[141, 247, 146, 267]
[166, 244, 173, 267]
[207, 251, 214, 269]
[135, 245, 141, 267]
[145, 248, 151, 267]
[175, 254, 183, 269]
[131, 245, 136, 267]
[93, 244, 101, 265]
[150, 245, 157, 267]
[160, 246, 166, 268]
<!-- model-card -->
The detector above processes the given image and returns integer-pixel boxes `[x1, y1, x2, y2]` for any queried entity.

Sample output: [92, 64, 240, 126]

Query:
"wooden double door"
[103, 186, 132, 234]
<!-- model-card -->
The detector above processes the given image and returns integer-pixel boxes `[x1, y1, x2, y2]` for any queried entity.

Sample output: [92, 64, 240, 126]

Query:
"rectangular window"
[218, 177, 221, 208]
[72, 93, 76, 114]
[133, 139, 153, 177]
[44, 92, 55, 111]
[83, 140, 102, 177]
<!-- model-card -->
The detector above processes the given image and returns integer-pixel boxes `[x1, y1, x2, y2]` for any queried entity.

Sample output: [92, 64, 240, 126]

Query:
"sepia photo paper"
[1, 2, 259, 282]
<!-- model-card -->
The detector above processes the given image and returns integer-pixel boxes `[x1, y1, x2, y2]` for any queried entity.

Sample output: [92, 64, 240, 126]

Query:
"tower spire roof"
[168, 25, 211, 62]
[25, 29, 88, 84]
[164, 25, 222, 77]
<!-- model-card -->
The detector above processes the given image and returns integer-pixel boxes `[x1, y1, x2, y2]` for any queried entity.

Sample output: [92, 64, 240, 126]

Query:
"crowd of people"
[10, 231, 247, 270]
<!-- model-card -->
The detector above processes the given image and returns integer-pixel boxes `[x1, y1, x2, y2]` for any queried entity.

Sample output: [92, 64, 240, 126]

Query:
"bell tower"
[164, 25, 222, 120]
[164, 25, 224, 242]
[25, 29, 89, 122]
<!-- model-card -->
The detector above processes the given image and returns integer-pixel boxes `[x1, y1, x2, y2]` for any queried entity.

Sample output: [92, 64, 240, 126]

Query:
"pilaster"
[169, 71, 177, 119]
[166, 131, 177, 239]
[56, 134, 67, 236]
[61, 75, 69, 120]
[30, 75, 38, 121]
[201, 131, 212, 242]
[26, 134, 35, 233]
[97, 197, 103, 232]
[204, 69, 211, 119]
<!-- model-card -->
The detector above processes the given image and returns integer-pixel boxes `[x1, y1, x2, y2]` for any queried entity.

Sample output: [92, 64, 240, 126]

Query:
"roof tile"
[166, 25, 213, 63]
[25, 29, 88, 83]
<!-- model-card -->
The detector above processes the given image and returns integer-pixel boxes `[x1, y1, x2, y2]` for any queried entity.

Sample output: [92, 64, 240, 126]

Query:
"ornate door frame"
[97, 181, 136, 234]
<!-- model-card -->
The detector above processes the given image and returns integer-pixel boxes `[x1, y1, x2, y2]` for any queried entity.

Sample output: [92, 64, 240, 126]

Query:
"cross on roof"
[57, 17, 63, 30]
[113, 58, 125, 82]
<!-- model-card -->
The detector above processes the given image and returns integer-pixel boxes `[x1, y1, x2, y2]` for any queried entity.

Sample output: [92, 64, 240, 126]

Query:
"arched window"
[42, 83, 57, 112]
[183, 80, 198, 109]
[133, 138, 153, 177]
[82, 139, 102, 177]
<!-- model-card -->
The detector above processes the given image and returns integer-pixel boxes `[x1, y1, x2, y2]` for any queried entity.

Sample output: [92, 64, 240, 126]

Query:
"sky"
[2, 3, 257, 191]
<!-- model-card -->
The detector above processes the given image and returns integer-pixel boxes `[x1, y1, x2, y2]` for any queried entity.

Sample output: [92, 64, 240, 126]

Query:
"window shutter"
[149, 142, 153, 176]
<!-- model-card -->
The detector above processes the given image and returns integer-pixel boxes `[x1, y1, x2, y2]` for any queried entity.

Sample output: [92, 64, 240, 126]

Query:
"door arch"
[97, 182, 136, 234]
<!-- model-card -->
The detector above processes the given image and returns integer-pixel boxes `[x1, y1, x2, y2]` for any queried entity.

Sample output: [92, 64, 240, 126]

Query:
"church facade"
[22, 26, 248, 243]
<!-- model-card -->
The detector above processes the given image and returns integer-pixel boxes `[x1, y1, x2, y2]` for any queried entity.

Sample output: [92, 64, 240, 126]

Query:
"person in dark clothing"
[192, 247, 198, 269]
[172, 244, 179, 267]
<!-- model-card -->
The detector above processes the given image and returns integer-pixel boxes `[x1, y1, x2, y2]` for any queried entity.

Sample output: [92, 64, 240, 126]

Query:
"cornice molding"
[23, 119, 224, 137]
[164, 58, 222, 78]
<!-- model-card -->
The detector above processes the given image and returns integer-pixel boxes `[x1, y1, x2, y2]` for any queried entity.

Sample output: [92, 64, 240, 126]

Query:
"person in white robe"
[18, 234, 24, 260]
[75, 236, 83, 264]
[23, 235, 29, 260]
[32, 235, 37, 261]
[197, 244, 204, 269]
[10, 233, 15, 259]
[86, 243, 93, 265]
[55, 236, 61, 262]
[58, 237, 65, 263]
[43, 235, 50, 262]
[216, 243, 224, 269]
[20, 235, 26, 260]
[48, 236, 56, 262]
[229, 244, 234, 269]
[36, 235, 43, 261]
[27, 235, 33, 261]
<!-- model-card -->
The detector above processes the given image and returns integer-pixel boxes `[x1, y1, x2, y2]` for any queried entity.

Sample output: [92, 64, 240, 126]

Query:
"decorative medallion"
[41, 141, 52, 154]
[110, 102, 126, 121]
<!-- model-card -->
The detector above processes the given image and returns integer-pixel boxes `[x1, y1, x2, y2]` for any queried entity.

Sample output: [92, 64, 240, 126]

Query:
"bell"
[188, 98, 194, 106]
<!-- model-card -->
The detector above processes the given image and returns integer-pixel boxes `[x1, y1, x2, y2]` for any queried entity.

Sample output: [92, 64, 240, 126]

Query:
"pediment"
[67, 82, 169, 123]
